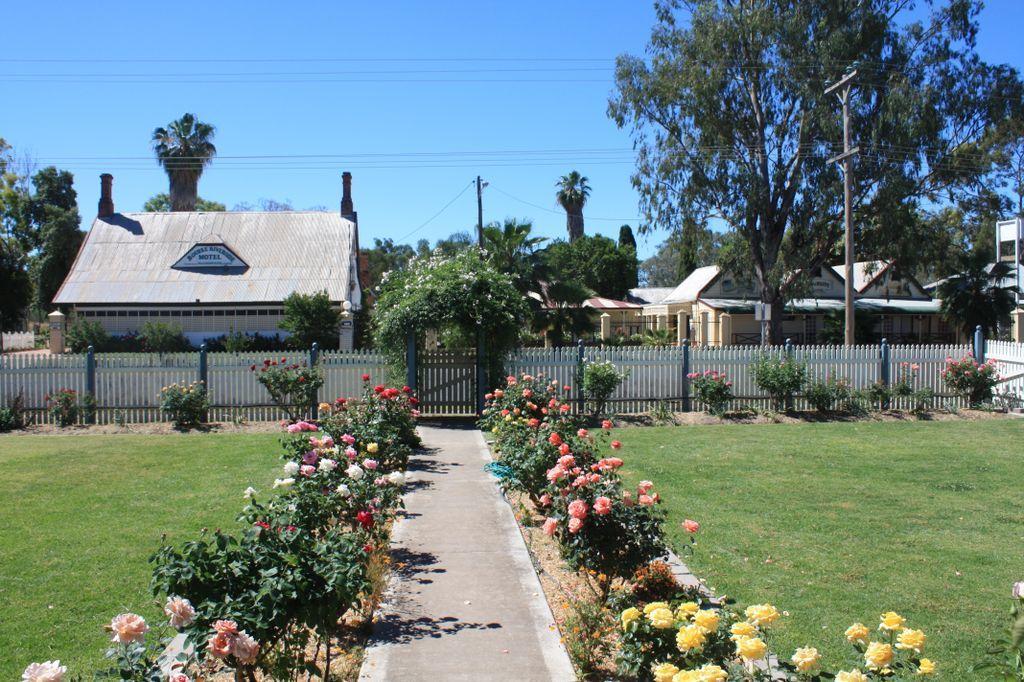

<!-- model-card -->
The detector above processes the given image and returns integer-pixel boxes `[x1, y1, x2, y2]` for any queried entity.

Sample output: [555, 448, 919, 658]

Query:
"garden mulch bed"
[616, 407, 1009, 427]
[4, 421, 285, 436]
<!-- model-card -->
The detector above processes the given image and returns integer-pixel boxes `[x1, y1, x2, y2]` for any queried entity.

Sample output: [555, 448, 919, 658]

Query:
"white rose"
[336, 483, 351, 497]
[345, 465, 364, 480]
[318, 458, 337, 472]
[282, 461, 300, 476]
[243, 486, 257, 499]
[387, 471, 406, 486]
[22, 660, 66, 682]
[273, 477, 294, 489]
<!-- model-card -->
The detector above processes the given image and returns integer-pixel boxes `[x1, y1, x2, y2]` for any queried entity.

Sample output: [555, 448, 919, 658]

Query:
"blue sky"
[3, 1, 1022, 260]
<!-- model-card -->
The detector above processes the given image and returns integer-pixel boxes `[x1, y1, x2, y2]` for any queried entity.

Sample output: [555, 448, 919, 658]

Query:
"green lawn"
[0, 432, 281, 679]
[616, 419, 1024, 679]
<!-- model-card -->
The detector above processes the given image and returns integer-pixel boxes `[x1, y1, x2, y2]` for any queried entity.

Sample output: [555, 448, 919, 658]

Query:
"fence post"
[405, 331, 417, 393]
[576, 339, 586, 416]
[681, 339, 691, 412]
[784, 338, 794, 411]
[309, 342, 320, 419]
[85, 345, 96, 424]
[198, 344, 209, 423]
[475, 330, 487, 417]
[973, 325, 985, 363]
[880, 337, 891, 410]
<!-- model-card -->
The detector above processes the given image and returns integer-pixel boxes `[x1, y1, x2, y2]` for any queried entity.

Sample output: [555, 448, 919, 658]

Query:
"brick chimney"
[98, 173, 114, 217]
[340, 171, 356, 222]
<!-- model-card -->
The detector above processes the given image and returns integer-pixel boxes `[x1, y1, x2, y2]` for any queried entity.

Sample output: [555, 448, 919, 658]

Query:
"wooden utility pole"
[476, 175, 484, 248]
[826, 70, 859, 346]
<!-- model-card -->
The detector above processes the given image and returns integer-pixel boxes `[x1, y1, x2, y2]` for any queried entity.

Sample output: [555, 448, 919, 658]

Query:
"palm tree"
[532, 279, 596, 346]
[938, 251, 1020, 338]
[555, 171, 590, 242]
[482, 218, 546, 294]
[152, 114, 217, 211]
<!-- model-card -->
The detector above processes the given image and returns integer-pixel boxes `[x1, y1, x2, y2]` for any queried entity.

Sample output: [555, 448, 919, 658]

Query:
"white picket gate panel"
[1, 331, 35, 351]
[0, 353, 88, 424]
[418, 349, 477, 416]
[987, 340, 1024, 399]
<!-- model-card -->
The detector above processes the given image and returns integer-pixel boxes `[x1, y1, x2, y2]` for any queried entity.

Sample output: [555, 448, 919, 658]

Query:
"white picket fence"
[988, 339, 1024, 400]
[507, 343, 974, 413]
[0, 349, 388, 425]
[1, 341, 1000, 424]
[1, 331, 35, 351]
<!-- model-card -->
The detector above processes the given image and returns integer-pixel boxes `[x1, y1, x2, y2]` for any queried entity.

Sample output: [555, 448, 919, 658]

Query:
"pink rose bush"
[21, 377, 419, 679]
[687, 369, 733, 415]
[942, 354, 1000, 406]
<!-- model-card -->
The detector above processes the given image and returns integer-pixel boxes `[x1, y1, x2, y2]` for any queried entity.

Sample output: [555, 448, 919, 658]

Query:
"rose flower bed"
[20, 376, 418, 682]
[482, 373, 939, 681]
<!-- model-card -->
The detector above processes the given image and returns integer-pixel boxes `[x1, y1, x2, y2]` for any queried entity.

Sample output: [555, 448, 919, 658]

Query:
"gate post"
[681, 339, 691, 413]
[575, 339, 586, 415]
[405, 331, 417, 393]
[85, 345, 96, 424]
[198, 343, 209, 423]
[475, 330, 487, 417]
[973, 325, 985, 363]
[880, 337, 891, 410]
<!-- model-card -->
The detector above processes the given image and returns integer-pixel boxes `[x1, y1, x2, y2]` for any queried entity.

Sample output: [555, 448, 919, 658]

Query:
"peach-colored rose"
[638, 481, 654, 494]
[168, 674, 191, 682]
[639, 494, 654, 505]
[543, 518, 558, 536]
[233, 632, 260, 664]
[593, 496, 612, 515]
[110, 613, 148, 644]
[683, 519, 700, 534]
[207, 632, 234, 659]
[164, 596, 195, 629]
[539, 493, 553, 507]
[622, 492, 635, 507]
[568, 500, 589, 519]
[213, 619, 239, 635]
[568, 517, 584, 534]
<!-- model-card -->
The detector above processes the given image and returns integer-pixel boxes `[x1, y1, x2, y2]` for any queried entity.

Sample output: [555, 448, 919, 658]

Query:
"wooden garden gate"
[417, 349, 478, 417]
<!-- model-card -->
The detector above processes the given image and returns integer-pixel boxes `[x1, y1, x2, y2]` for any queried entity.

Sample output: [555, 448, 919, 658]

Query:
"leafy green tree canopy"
[542, 235, 639, 299]
[281, 291, 342, 350]
[609, 0, 1023, 342]
[144, 193, 225, 212]
[938, 251, 1020, 338]
[30, 167, 82, 310]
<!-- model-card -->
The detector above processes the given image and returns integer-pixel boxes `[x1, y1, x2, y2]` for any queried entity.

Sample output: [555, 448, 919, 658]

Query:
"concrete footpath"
[359, 425, 575, 681]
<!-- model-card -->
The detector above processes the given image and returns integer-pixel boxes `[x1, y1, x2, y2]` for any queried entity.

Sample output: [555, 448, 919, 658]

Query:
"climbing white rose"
[273, 477, 294, 489]
[282, 461, 300, 476]
[345, 465, 364, 480]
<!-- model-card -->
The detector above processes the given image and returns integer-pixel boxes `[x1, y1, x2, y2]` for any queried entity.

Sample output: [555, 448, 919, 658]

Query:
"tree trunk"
[169, 171, 200, 211]
[763, 297, 786, 346]
[567, 208, 584, 242]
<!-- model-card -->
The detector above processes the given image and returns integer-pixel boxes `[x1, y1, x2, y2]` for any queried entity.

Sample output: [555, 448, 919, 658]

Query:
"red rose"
[356, 510, 374, 529]
[361, 373, 371, 381]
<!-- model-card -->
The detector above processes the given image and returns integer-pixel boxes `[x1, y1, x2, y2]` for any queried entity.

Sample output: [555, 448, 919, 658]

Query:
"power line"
[490, 185, 642, 223]
[396, 180, 475, 242]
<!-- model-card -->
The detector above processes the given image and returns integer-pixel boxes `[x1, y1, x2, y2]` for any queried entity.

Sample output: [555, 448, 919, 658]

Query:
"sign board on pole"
[754, 303, 772, 322]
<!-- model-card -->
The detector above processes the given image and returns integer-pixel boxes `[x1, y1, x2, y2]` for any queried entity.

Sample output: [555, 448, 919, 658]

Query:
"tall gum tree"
[609, 0, 1023, 342]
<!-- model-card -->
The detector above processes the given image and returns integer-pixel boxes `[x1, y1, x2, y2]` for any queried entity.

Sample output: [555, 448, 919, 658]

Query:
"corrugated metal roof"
[831, 261, 889, 293]
[54, 211, 360, 305]
[584, 297, 641, 310]
[627, 287, 675, 305]
[700, 297, 942, 314]
[662, 265, 721, 304]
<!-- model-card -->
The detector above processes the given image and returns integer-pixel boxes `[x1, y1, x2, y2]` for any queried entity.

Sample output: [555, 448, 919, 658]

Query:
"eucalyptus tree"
[152, 114, 217, 211]
[555, 171, 591, 242]
[609, 0, 1023, 342]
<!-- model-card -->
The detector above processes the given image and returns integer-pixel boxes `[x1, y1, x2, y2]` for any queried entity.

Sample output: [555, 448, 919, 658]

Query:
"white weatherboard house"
[636, 262, 950, 346]
[53, 172, 364, 348]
